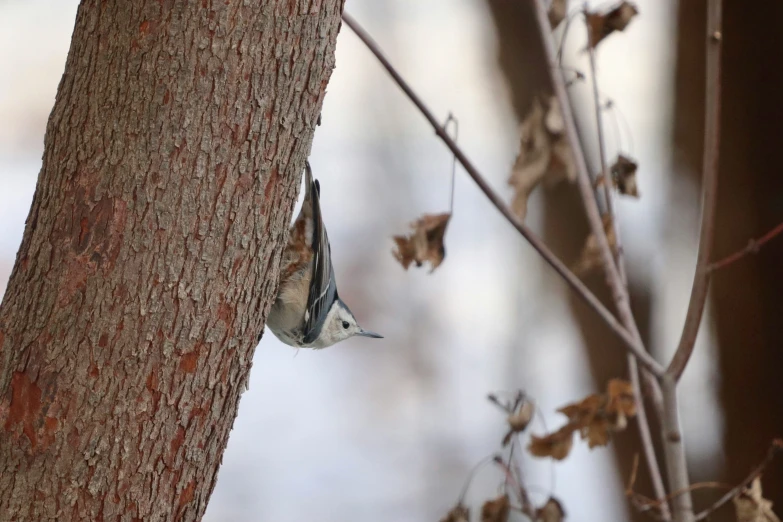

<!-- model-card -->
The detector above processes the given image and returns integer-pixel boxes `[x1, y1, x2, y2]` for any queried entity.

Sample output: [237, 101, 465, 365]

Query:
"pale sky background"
[0, 1, 723, 521]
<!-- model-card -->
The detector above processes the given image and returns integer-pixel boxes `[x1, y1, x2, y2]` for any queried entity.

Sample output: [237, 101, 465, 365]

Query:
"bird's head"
[311, 298, 382, 349]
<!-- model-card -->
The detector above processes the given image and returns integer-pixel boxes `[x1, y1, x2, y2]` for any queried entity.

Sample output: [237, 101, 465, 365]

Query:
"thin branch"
[530, 0, 658, 379]
[458, 455, 497, 505]
[529, 1, 670, 518]
[709, 221, 783, 271]
[661, 376, 694, 522]
[630, 481, 733, 519]
[628, 354, 670, 516]
[443, 114, 459, 214]
[585, 5, 626, 286]
[341, 11, 665, 377]
[494, 456, 536, 519]
[667, 0, 723, 381]
[694, 439, 783, 521]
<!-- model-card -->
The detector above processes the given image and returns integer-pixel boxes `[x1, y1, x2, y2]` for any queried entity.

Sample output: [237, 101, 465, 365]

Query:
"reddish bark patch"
[145, 370, 161, 409]
[146, 370, 159, 392]
[57, 257, 91, 307]
[163, 89, 171, 105]
[264, 165, 279, 203]
[4, 371, 43, 449]
[232, 256, 243, 277]
[67, 426, 80, 449]
[236, 172, 253, 191]
[56, 186, 128, 305]
[178, 351, 199, 374]
[40, 416, 59, 450]
[169, 426, 185, 463]
[98, 333, 109, 348]
[139, 20, 150, 34]
[217, 301, 234, 326]
[177, 480, 196, 511]
[79, 217, 90, 246]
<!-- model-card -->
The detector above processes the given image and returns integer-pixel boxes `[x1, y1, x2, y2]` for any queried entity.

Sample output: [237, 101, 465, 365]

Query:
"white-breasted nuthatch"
[265, 161, 383, 349]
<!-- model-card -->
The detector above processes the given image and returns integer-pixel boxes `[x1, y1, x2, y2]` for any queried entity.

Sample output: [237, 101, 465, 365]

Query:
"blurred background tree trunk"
[673, 0, 783, 516]
[0, 1, 343, 520]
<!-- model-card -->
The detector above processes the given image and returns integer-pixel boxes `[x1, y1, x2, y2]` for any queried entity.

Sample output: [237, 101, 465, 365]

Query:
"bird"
[265, 161, 383, 349]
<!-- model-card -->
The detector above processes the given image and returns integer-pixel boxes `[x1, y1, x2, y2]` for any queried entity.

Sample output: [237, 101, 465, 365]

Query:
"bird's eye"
[342, 321, 350, 329]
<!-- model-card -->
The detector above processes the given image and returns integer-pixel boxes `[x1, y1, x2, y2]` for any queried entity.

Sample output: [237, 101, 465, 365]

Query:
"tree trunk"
[0, 1, 343, 520]
[672, 0, 783, 516]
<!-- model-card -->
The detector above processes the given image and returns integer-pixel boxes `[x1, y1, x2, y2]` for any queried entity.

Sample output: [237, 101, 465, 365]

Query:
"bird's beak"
[357, 329, 383, 339]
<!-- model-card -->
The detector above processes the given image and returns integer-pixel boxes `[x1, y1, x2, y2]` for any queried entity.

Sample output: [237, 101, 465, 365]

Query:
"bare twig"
[661, 376, 694, 522]
[667, 0, 723, 382]
[530, 1, 669, 517]
[443, 114, 459, 214]
[630, 480, 733, 518]
[458, 455, 497, 506]
[342, 11, 665, 377]
[628, 354, 669, 515]
[493, 456, 536, 519]
[693, 439, 783, 521]
[709, 221, 783, 271]
[585, 5, 627, 286]
[626, 453, 641, 494]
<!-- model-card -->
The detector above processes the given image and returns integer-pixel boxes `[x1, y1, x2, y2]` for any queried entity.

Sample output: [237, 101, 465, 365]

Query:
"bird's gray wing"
[302, 165, 337, 344]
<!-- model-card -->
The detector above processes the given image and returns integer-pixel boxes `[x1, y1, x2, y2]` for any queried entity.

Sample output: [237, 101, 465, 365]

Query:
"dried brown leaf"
[509, 99, 550, 220]
[558, 393, 603, 426]
[733, 477, 781, 522]
[392, 213, 451, 273]
[558, 393, 610, 448]
[557, 379, 636, 448]
[611, 154, 639, 197]
[440, 504, 470, 522]
[481, 494, 510, 522]
[509, 97, 575, 220]
[502, 397, 535, 446]
[548, 136, 577, 185]
[586, 1, 639, 48]
[542, 97, 576, 185]
[607, 378, 636, 419]
[528, 424, 576, 460]
[572, 214, 617, 275]
[536, 497, 566, 522]
[548, 0, 567, 28]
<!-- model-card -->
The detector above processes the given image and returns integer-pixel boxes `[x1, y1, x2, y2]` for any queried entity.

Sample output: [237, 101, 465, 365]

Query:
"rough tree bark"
[0, 1, 344, 520]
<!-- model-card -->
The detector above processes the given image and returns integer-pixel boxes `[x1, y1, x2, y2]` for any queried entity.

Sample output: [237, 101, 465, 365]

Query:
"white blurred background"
[0, 1, 724, 521]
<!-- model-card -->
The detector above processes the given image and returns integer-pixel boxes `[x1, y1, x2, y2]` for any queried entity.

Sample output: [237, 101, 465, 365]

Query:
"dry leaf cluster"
[508, 96, 576, 220]
[440, 504, 470, 522]
[586, 1, 639, 48]
[610, 154, 639, 197]
[734, 477, 781, 522]
[489, 392, 535, 447]
[480, 495, 510, 522]
[572, 214, 618, 276]
[529, 379, 635, 460]
[536, 497, 566, 522]
[392, 212, 451, 272]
